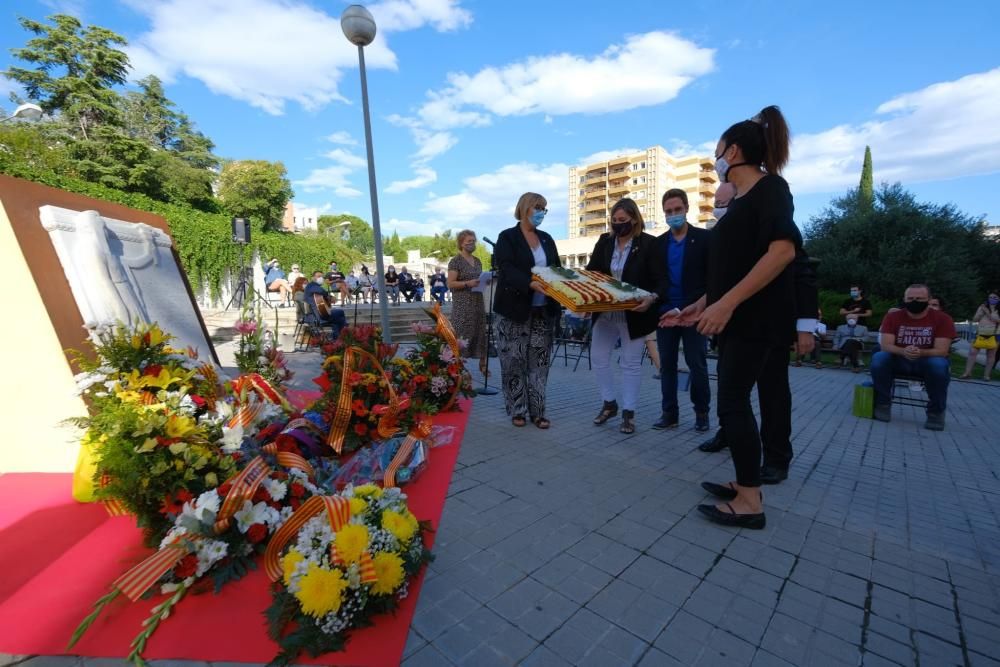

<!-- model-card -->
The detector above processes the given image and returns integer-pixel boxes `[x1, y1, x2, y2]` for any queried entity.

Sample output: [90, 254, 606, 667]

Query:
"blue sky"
[2, 0, 999, 241]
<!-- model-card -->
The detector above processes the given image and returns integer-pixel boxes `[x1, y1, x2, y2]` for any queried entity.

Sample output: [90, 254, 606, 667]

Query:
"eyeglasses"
[534, 205, 548, 213]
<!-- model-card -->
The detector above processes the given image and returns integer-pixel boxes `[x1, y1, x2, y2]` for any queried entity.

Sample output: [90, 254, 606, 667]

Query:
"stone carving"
[39, 205, 214, 360]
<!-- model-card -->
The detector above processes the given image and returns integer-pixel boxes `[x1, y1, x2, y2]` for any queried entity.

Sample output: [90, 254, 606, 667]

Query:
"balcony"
[585, 171, 607, 182]
[584, 200, 607, 213]
[608, 156, 629, 167]
[609, 182, 629, 195]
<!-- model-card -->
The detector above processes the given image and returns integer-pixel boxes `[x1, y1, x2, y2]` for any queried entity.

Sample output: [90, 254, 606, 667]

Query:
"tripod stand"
[224, 244, 274, 312]
[477, 253, 499, 396]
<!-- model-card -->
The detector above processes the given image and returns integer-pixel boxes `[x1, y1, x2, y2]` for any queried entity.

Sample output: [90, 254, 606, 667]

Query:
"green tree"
[805, 183, 989, 315]
[859, 145, 874, 208]
[383, 230, 404, 261]
[6, 14, 129, 140]
[318, 214, 375, 255]
[216, 160, 294, 232]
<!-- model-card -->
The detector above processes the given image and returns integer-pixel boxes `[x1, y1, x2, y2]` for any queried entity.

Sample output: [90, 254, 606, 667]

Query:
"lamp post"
[341, 4, 392, 343]
[1, 103, 43, 123]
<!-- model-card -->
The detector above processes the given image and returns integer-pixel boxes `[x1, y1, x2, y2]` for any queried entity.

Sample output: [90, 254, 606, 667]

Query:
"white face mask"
[314, 277, 324, 285]
[847, 318, 857, 327]
[712, 206, 728, 220]
[715, 156, 730, 182]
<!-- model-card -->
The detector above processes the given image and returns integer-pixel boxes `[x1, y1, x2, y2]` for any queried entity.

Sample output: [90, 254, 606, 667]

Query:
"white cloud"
[423, 161, 570, 239]
[386, 166, 437, 194]
[385, 217, 446, 237]
[324, 148, 367, 169]
[0, 76, 22, 102]
[416, 31, 714, 130]
[412, 130, 457, 163]
[295, 165, 363, 197]
[369, 0, 472, 32]
[325, 131, 357, 146]
[124, 0, 471, 115]
[786, 67, 1000, 194]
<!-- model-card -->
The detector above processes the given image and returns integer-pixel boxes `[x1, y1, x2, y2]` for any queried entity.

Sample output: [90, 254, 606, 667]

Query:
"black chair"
[552, 313, 592, 371]
[890, 373, 930, 409]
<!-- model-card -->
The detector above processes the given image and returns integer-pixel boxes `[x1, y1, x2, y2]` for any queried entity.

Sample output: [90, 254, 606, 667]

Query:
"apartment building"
[567, 146, 719, 238]
[281, 202, 319, 233]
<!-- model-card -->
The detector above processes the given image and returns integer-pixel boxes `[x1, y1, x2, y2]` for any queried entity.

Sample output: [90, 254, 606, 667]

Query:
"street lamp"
[341, 4, 392, 343]
[1, 103, 43, 123]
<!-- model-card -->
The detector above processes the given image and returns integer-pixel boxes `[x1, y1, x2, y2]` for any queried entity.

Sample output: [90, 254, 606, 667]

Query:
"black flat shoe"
[701, 481, 738, 501]
[698, 431, 728, 453]
[652, 412, 678, 430]
[697, 504, 766, 530]
[760, 466, 788, 485]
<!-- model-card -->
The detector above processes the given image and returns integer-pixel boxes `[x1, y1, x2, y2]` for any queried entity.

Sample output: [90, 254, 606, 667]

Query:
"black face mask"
[904, 300, 929, 314]
[611, 222, 632, 237]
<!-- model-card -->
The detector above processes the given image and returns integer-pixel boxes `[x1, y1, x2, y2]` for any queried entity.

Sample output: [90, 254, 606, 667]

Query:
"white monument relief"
[39, 205, 215, 361]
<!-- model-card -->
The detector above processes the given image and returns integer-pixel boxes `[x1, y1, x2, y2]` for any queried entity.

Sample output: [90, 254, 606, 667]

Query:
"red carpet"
[0, 398, 472, 666]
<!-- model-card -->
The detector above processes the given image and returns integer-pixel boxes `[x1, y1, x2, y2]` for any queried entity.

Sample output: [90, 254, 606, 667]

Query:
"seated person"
[325, 262, 350, 303]
[345, 271, 360, 302]
[833, 317, 868, 371]
[304, 271, 347, 338]
[264, 258, 292, 307]
[795, 310, 825, 367]
[410, 274, 426, 302]
[839, 286, 873, 326]
[398, 266, 415, 302]
[384, 266, 400, 304]
[291, 276, 308, 306]
[871, 284, 955, 430]
[429, 269, 448, 304]
[565, 311, 589, 341]
[359, 265, 375, 303]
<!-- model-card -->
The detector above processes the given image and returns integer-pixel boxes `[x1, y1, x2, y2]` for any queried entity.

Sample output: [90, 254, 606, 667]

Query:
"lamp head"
[341, 5, 376, 46]
[10, 103, 43, 121]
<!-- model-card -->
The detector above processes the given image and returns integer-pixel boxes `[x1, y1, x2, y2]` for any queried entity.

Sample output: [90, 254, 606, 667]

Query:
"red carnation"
[143, 364, 163, 377]
[366, 384, 377, 394]
[290, 497, 302, 510]
[174, 554, 198, 579]
[349, 371, 363, 385]
[247, 523, 268, 544]
[217, 482, 233, 497]
[290, 482, 306, 498]
[274, 433, 301, 454]
[354, 423, 368, 436]
[190, 395, 207, 408]
[252, 487, 269, 503]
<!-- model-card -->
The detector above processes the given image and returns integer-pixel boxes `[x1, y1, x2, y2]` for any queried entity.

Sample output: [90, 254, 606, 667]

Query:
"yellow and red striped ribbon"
[425, 303, 464, 413]
[358, 551, 377, 584]
[264, 495, 351, 581]
[227, 400, 264, 429]
[112, 541, 190, 601]
[383, 414, 433, 488]
[213, 456, 272, 534]
[326, 347, 404, 454]
[99, 473, 129, 517]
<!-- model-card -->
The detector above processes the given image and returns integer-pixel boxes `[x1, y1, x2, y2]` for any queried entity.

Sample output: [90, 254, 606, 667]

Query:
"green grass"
[790, 349, 1000, 381]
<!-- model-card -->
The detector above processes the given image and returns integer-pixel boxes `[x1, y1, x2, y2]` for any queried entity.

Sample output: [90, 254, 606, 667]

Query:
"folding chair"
[890, 373, 930, 409]
[552, 314, 592, 371]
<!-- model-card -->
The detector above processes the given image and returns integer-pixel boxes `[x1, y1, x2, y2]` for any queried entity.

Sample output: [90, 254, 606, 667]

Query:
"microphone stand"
[477, 243, 499, 396]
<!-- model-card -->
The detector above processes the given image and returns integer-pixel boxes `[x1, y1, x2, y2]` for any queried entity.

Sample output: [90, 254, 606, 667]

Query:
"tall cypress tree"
[859, 145, 874, 207]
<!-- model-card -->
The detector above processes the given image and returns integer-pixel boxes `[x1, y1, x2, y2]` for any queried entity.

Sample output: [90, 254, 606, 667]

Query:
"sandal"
[697, 503, 766, 530]
[512, 415, 526, 427]
[532, 416, 551, 430]
[620, 409, 635, 434]
[701, 481, 738, 500]
[593, 400, 618, 425]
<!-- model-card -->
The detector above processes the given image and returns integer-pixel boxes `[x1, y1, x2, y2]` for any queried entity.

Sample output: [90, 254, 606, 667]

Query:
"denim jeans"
[431, 286, 447, 303]
[656, 325, 710, 416]
[870, 351, 950, 414]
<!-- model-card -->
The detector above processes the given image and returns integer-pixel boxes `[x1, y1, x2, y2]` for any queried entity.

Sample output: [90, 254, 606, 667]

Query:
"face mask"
[610, 221, 632, 237]
[989, 297, 999, 305]
[850, 290, 859, 298]
[531, 210, 545, 226]
[314, 277, 324, 285]
[666, 214, 686, 230]
[847, 319, 857, 327]
[714, 156, 730, 182]
[712, 207, 728, 220]
[904, 300, 929, 314]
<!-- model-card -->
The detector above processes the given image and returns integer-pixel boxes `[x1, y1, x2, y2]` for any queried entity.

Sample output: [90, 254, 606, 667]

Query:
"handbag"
[852, 383, 874, 419]
[973, 335, 997, 350]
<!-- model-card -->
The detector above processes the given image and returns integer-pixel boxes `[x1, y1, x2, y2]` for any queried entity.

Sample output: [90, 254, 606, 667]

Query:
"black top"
[840, 297, 872, 325]
[707, 174, 800, 345]
[430, 273, 447, 288]
[493, 224, 562, 323]
[385, 271, 399, 286]
[654, 225, 709, 310]
[586, 232, 663, 340]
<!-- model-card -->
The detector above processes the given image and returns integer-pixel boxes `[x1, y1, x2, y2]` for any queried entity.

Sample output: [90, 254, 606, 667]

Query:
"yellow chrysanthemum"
[294, 563, 347, 617]
[370, 552, 405, 595]
[165, 414, 198, 439]
[334, 523, 369, 564]
[282, 549, 304, 586]
[382, 510, 417, 544]
[353, 484, 382, 498]
[349, 497, 367, 516]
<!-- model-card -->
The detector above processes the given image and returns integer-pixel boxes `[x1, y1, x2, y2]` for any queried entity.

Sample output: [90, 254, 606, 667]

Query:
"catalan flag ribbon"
[264, 495, 352, 581]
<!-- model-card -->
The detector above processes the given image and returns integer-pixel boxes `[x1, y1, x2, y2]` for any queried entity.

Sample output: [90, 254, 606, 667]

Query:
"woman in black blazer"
[493, 192, 562, 429]
[586, 198, 660, 434]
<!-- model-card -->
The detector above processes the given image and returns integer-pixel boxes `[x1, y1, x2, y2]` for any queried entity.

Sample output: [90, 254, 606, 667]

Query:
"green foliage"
[150, 150, 216, 210]
[859, 145, 874, 208]
[383, 230, 404, 261]
[817, 289, 896, 331]
[318, 213, 374, 255]
[805, 183, 990, 317]
[217, 160, 294, 232]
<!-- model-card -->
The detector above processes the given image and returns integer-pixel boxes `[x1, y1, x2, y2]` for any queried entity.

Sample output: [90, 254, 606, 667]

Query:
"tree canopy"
[805, 183, 995, 317]
[216, 160, 294, 232]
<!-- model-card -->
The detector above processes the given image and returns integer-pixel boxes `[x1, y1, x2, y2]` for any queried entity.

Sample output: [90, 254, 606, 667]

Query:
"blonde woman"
[493, 193, 561, 429]
[447, 230, 488, 376]
[961, 292, 999, 380]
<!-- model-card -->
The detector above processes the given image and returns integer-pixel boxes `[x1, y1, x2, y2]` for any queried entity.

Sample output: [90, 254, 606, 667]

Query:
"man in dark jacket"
[654, 189, 711, 432]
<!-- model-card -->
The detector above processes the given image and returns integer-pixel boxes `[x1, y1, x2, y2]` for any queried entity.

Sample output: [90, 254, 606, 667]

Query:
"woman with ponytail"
[662, 105, 799, 529]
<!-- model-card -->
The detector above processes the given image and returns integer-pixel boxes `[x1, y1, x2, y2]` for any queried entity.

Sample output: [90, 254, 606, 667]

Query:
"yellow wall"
[0, 200, 85, 472]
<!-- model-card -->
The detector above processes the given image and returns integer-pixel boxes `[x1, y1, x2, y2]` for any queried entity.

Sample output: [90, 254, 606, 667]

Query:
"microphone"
[482, 236, 496, 247]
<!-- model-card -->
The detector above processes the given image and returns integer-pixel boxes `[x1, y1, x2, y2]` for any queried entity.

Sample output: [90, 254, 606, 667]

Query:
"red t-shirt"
[880, 308, 956, 348]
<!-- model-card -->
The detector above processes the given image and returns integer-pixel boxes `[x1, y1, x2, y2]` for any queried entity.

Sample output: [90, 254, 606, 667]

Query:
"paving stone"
[401, 642, 455, 667]
[695, 628, 757, 666]
[485, 577, 578, 641]
[654, 610, 714, 664]
[760, 612, 813, 665]
[637, 647, 686, 667]
[565, 532, 641, 577]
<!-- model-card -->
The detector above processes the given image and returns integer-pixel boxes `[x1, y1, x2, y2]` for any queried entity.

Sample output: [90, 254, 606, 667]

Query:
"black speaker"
[231, 217, 251, 244]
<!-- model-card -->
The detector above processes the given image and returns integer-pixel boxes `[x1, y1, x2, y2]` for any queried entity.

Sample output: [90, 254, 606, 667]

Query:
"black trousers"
[716, 336, 790, 487]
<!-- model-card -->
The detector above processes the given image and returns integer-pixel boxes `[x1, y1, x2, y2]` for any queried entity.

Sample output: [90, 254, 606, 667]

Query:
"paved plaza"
[6, 338, 1000, 667]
